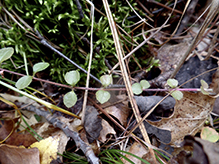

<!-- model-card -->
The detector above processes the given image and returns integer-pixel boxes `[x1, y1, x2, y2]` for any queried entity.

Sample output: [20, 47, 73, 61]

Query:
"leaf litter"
[1, 70, 218, 163]
[148, 91, 216, 146]
[1, 1, 219, 163]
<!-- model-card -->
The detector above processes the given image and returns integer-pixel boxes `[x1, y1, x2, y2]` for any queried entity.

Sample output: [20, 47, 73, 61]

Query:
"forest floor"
[0, 0, 219, 163]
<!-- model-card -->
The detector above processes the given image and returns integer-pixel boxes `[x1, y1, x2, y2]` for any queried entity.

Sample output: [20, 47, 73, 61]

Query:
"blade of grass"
[20, 115, 43, 141]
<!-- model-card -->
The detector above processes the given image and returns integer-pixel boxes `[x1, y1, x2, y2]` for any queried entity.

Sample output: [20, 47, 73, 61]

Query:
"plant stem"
[0, 80, 80, 119]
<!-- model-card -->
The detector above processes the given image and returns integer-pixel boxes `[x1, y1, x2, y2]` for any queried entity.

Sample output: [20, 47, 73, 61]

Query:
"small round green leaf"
[96, 90, 110, 104]
[171, 90, 183, 100]
[132, 83, 142, 95]
[201, 127, 219, 143]
[140, 80, 150, 89]
[100, 75, 112, 87]
[63, 91, 77, 108]
[33, 62, 50, 73]
[167, 79, 178, 88]
[15, 75, 33, 89]
[64, 70, 80, 86]
[0, 47, 14, 63]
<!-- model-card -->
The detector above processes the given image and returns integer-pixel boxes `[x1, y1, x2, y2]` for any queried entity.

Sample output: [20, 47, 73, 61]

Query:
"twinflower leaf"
[15, 75, 33, 89]
[100, 75, 112, 87]
[96, 90, 110, 104]
[167, 79, 178, 88]
[33, 62, 50, 73]
[64, 70, 80, 86]
[132, 83, 142, 95]
[63, 91, 77, 108]
[0, 47, 14, 63]
[171, 90, 183, 100]
[140, 80, 150, 89]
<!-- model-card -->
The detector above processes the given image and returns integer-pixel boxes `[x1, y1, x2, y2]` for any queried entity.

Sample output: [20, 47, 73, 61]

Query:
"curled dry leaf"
[104, 104, 130, 126]
[103, 94, 130, 126]
[158, 42, 188, 71]
[209, 68, 219, 97]
[98, 119, 116, 143]
[148, 92, 215, 146]
[35, 121, 69, 160]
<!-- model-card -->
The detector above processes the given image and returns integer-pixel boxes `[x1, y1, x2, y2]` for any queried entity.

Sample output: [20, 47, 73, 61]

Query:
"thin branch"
[34, 30, 102, 84]
[22, 105, 100, 164]
[75, 0, 84, 19]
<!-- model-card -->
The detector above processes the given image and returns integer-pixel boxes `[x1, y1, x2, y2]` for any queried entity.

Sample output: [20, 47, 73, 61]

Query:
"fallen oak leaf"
[148, 92, 215, 147]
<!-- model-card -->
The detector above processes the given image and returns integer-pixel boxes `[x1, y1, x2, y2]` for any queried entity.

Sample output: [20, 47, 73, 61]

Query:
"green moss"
[1, 0, 154, 84]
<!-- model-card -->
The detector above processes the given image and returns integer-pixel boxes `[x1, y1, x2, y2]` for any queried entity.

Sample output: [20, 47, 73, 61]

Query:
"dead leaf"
[98, 119, 116, 142]
[30, 136, 59, 164]
[0, 144, 40, 164]
[209, 68, 219, 97]
[157, 42, 189, 74]
[0, 117, 37, 147]
[19, 114, 38, 131]
[149, 42, 189, 87]
[148, 92, 215, 146]
[0, 93, 41, 108]
[34, 121, 69, 161]
[102, 94, 130, 126]
[84, 106, 102, 143]
[182, 136, 219, 164]
[104, 104, 130, 126]
[135, 95, 175, 115]
[121, 142, 150, 164]
[134, 121, 171, 144]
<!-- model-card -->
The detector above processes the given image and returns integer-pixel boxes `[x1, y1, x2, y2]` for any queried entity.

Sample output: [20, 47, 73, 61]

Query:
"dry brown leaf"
[0, 93, 41, 108]
[84, 106, 102, 143]
[98, 119, 116, 142]
[157, 42, 189, 74]
[178, 136, 219, 164]
[121, 142, 150, 164]
[148, 92, 215, 146]
[0, 117, 37, 147]
[150, 42, 190, 87]
[0, 144, 40, 164]
[104, 94, 130, 126]
[104, 105, 129, 126]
